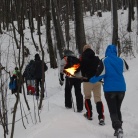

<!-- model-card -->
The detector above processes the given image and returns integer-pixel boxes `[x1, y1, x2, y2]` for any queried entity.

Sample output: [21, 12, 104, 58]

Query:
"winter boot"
[84, 99, 92, 120]
[99, 119, 105, 126]
[96, 101, 105, 125]
[84, 113, 92, 120]
[116, 128, 123, 138]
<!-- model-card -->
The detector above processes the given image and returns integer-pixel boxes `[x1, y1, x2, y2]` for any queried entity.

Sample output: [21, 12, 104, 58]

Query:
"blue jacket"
[89, 45, 129, 92]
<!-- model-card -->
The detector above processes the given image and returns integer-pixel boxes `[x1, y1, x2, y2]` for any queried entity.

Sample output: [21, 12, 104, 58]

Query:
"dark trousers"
[104, 92, 125, 130]
[65, 77, 83, 111]
[35, 79, 42, 96]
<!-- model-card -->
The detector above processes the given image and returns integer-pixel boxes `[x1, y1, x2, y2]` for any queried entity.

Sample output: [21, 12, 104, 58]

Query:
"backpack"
[9, 77, 17, 90]
[64, 56, 81, 73]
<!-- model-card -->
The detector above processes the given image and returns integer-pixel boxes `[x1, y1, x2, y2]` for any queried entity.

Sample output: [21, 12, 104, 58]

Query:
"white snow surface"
[0, 10, 138, 138]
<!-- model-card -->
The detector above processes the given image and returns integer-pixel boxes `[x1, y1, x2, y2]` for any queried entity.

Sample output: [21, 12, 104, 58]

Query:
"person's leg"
[83, 82, 92, 119]
[104, 92, 122, 130]
[26, 80, 30, 95]
[116, 92, 125, 127]
[35, 79, 39, 97]
[93, 82, 105, 121]
[65, 77, 72, 108]
[30, 80, 35, 95]
[73, 78, 83, 112]
[39, 79, 44, 98]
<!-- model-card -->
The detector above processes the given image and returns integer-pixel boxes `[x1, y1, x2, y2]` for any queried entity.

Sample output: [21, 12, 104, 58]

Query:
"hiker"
[9, 67, 21, 94]
[89, 45, 129, 137]
[80, 44, 105, 125]
[23, 60, 35, 95]
[34, 53, 48, 99]
[59, 50, 83, 112]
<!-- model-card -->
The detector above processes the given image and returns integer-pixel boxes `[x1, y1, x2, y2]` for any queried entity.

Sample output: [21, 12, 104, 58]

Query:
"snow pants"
[65, 77, 83, 111]
[104, 92, 125, 130]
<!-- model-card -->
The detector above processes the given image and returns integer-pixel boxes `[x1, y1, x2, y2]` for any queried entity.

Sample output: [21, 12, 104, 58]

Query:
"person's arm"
[44, 62, 48, 72]
[122, 59, 129, 71]
[60, 58, 66, 74]
[59, 58, 66, 85]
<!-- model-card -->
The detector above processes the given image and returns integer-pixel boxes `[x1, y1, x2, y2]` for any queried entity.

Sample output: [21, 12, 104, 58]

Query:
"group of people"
[9, 53, 48, 99]
[6, 44, 128, 137]
[59, 44, 129, 137]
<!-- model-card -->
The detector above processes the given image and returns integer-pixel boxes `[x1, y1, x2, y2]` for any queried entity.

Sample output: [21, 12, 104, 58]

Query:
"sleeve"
[122, 59, 129, 71]
[44, 63, 48, 72]
[60, 58, 66, 74]
[95, 59, 105, 76]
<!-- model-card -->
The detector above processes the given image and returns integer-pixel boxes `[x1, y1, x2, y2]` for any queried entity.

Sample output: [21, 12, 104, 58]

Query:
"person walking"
[80, 44, 105, 125]
[34, 54, 48, 99]
[23, 60, 35, 95]
[89, 45, 129, 137]
[10, 67, 21, 94]
[59, 50, 83, 112]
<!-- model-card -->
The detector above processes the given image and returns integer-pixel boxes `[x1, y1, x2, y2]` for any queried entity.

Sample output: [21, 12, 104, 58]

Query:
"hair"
[83, 44, 91, 52]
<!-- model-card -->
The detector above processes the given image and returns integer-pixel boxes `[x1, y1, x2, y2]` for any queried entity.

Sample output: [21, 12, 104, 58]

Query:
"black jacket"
[34, 59, 48, 79]
[81, 48, 100, 81]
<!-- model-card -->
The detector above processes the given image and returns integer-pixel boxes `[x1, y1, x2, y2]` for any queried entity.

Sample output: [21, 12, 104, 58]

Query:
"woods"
[0, 0, 138, 138]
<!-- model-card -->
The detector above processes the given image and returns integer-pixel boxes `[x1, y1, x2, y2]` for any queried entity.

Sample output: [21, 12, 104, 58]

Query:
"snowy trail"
[1, 57, 138, 138]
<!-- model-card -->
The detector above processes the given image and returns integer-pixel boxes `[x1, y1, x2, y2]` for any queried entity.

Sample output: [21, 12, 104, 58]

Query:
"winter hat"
[30, 60, 34, 65]
[63, 50, 75, 57]
[83, 44, 91, 52]
[35, 53, 40, 60]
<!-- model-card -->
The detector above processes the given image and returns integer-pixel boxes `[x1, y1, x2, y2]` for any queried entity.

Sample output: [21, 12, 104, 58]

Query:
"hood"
[105, 45, 117, 57]
[35, 54, 40, 60]
[63, 50, 75, 57]
[82, 48, 95, 58]
[29, 60, 34, 65]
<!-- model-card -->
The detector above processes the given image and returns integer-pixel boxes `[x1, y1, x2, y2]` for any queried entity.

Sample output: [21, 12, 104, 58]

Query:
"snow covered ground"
[0, 9, 138, 138]
[0, 55, 137, 138]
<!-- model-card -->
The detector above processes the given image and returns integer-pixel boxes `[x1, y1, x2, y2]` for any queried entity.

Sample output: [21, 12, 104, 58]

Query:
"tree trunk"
[46, 0, 57, 68]
[51, 0, 65, 59]
[74, 0, 86, 53]
[127, 0, 132, 32]
[136, 0, 138, 35]
[111, 0, 119, 45]
[64, 0, 70, 49]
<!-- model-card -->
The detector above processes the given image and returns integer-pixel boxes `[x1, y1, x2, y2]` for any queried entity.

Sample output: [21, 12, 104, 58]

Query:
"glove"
[60, 73, 64, 81]
[59, 79, 64, 86]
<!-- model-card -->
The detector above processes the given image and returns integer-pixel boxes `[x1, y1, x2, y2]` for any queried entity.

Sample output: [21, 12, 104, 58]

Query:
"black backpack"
[64, 56, 81, 73]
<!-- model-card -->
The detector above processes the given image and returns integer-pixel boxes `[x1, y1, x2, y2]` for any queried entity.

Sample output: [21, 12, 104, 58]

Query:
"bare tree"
[51, 0, 65, 58]
[137, 0, 138, 35]
[127, 0, 133, 32]
[74, 0, 86, 53]
[111, 0, 122, 56]
[111, 0, 119, 45]
[46, 0, 57, 68]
